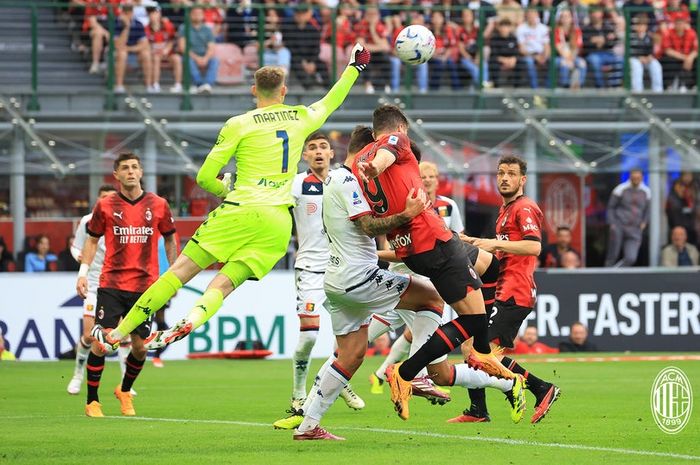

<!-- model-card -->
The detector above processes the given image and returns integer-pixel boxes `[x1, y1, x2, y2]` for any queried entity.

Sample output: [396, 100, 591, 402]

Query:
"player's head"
[97, 184, 117, 201]
[372, 104, 409, 137]
[419, 161, 439, 196]
[303, 132, 334, 172]
[496, 155, 527, 199]
[522, 326, 538, 346]
[252, 66, 287, 103]
[113, 152, 143, 190]
[346, 125, 374, 164]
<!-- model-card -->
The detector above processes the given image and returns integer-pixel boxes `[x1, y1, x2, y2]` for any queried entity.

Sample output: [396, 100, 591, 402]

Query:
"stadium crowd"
[59, 0, 698, 93]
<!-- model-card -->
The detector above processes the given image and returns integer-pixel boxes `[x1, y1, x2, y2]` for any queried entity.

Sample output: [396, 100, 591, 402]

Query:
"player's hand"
[348, 42, 371, 73]
[472, 238, 499, 253]
[402, 188, 430, 219]
[221, 172, 232, 196]
[76, 276, 88, 299]
[356, 161, 380, 182]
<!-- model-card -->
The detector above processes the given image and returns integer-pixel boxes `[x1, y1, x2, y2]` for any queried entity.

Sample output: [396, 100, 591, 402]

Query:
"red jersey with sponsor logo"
[87, 191, 175, 293]
[495, 195, 543, 308]
[352, 132, 452, 258]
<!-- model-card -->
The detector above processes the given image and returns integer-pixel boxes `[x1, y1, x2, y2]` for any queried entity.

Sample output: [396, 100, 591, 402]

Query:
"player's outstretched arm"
[355, 188, 428, 237]
[306, 43, 370, 129]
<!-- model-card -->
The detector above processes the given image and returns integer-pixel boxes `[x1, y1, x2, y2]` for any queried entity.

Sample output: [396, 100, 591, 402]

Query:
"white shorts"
[83, 289, 97, 318]
[325, 268, 411, 336]
[295, 269, 326, 331]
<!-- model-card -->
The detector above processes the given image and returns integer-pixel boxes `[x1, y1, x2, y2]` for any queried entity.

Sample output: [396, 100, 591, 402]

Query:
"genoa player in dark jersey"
[459, 155, 560, 424]
[76, 152, 177, 418]
[354, 104, 515, 418]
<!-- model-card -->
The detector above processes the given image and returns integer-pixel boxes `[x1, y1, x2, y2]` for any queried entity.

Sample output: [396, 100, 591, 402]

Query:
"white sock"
[292, 330, 318, 399]
[118, 343, 131, 379]
[367, 316, 392, 342]
[302, 354, 335, 413]
[298, 361, 348, 432]
[375, 334, 411, 381]
[452, 363, 513, 391]
[73, 336, 91, 378]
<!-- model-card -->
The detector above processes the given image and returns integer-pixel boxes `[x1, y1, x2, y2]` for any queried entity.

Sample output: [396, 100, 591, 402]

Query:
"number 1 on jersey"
[276, 130, 289, 173]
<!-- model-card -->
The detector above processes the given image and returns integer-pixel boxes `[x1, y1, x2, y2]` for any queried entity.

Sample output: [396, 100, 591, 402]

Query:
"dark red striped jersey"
[352, 132, 452, 258]
[87, 191, 175, 293]
[495, 195, 543, 308]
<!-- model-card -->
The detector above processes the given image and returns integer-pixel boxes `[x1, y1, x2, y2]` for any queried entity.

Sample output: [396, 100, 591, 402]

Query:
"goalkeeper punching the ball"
[91, 44, 372, 354]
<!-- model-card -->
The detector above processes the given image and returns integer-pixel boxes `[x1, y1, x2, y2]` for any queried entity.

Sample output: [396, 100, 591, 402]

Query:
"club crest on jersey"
[352, 192, 362, 205]
[145, 208, 152, 222]
[86, 304, 94, 312]
[305, 302, 315, 313]
[388, 135, 399, 145]
[97, 307, 104, 319]
[469, 267, 478, 279]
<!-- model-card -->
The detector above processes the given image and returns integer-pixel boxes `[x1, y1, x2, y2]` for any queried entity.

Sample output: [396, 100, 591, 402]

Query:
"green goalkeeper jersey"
[196, 67, 359, 206]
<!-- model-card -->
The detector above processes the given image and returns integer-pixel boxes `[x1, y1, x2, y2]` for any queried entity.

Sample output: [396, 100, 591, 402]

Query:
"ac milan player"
[76, 152, 177, 418]
[457, 155, 560, 424]
[354, 104, 514, 419]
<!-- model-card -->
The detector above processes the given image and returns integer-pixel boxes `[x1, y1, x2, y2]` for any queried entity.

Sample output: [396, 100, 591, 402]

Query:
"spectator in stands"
[58, 235, 80, 271]
[516, 8, 550, 89]
[559, 322, 597, 352]
[583, 7, 622, 88]
[622, 0, 656, 31]
[0, 237, 15, 272]
[679, 171, 700, 243]
[540, 226, 581, 268]
[529, 0, 555, 29]
[488, 19, 520, 88]
[24, 235, 57, 272]
[389, 12, 428, 93]
[225, 0, 258, 47]
[131, 0, 155, 27]
[457, 8, 486, 88]
[84, 0, 122, 75]
[666, 178, 697, 244]
[554, 9, 587, 88]
[660, 16, 698, 91]
[513, 326, 559, 354]
[320, 3, 355, 76]
[604, 169, 651, 267]
[429, 10, 460, 90]
[113, 4, 154, 93]
[354, 5, 391, 94]
[178, 6, 219, 94]
[161, 0, 189, 28]
[146, 6, 183, 93]
[283, 7, 330, 89]
[496, 0, 524, 29]
[661, 226, 700, 266]
[199, 0, 224, 41]
[661, 0, 691, 33]
[560, 250, 582, 268]
[262, 9, 292, 74]
[556, 0, 588, 28]
[629, 15, 663, 92]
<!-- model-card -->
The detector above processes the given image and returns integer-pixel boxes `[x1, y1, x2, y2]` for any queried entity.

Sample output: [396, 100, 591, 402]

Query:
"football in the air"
[394, 25, 436, 65]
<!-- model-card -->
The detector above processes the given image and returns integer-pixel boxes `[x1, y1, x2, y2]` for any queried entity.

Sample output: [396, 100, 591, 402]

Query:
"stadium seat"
[242, 43, 259, 70]
[214, 43, 244, 85]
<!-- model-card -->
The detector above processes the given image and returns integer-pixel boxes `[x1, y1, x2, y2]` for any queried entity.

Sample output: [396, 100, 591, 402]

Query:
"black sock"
[480, 256, 499, 315]
[501, 356, 547, 392]
[398, 314, 488, 380]
[468, 388, 488, 413]
[86, 352, 105, 404]
[121, 353, 145, 392]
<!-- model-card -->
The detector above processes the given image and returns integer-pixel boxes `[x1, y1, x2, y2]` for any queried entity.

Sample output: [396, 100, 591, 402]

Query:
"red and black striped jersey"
[87, 191, 175, 293]
[495, 195, 543, 308]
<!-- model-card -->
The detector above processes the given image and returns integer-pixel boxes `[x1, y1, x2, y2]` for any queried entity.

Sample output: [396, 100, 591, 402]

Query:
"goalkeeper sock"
[111, 271, 182, 340]
[188, 288, 224, 330]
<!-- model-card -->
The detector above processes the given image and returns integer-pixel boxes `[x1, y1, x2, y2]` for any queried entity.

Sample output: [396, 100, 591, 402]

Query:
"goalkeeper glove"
[348, 43, 371, 73]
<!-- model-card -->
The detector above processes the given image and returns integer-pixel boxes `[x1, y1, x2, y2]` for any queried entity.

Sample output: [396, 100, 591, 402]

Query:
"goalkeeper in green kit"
[91, 44, 372, 354]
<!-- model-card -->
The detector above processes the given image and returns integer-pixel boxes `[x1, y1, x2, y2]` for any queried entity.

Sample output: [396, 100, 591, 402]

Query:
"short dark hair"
[556, 226, 572, 233]
[348, 125, 374, 155]
[305, 132, 331, 147]
[497, 155, 527, 174]
[373, 104, 409, 135]
[113, 152, 141, 171]
[98, 184, 117, 195]
[410, 141, 422, 162]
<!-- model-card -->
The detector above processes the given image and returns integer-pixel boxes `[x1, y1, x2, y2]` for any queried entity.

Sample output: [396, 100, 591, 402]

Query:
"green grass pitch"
[2, 355, 699, 464]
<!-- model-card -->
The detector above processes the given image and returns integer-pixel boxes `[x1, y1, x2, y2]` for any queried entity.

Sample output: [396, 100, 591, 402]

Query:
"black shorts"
[464, 240, 479, 265]
[96, 287, 152, 339]
[403, 233, 482, 304]
[488, 298, 532, 348]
